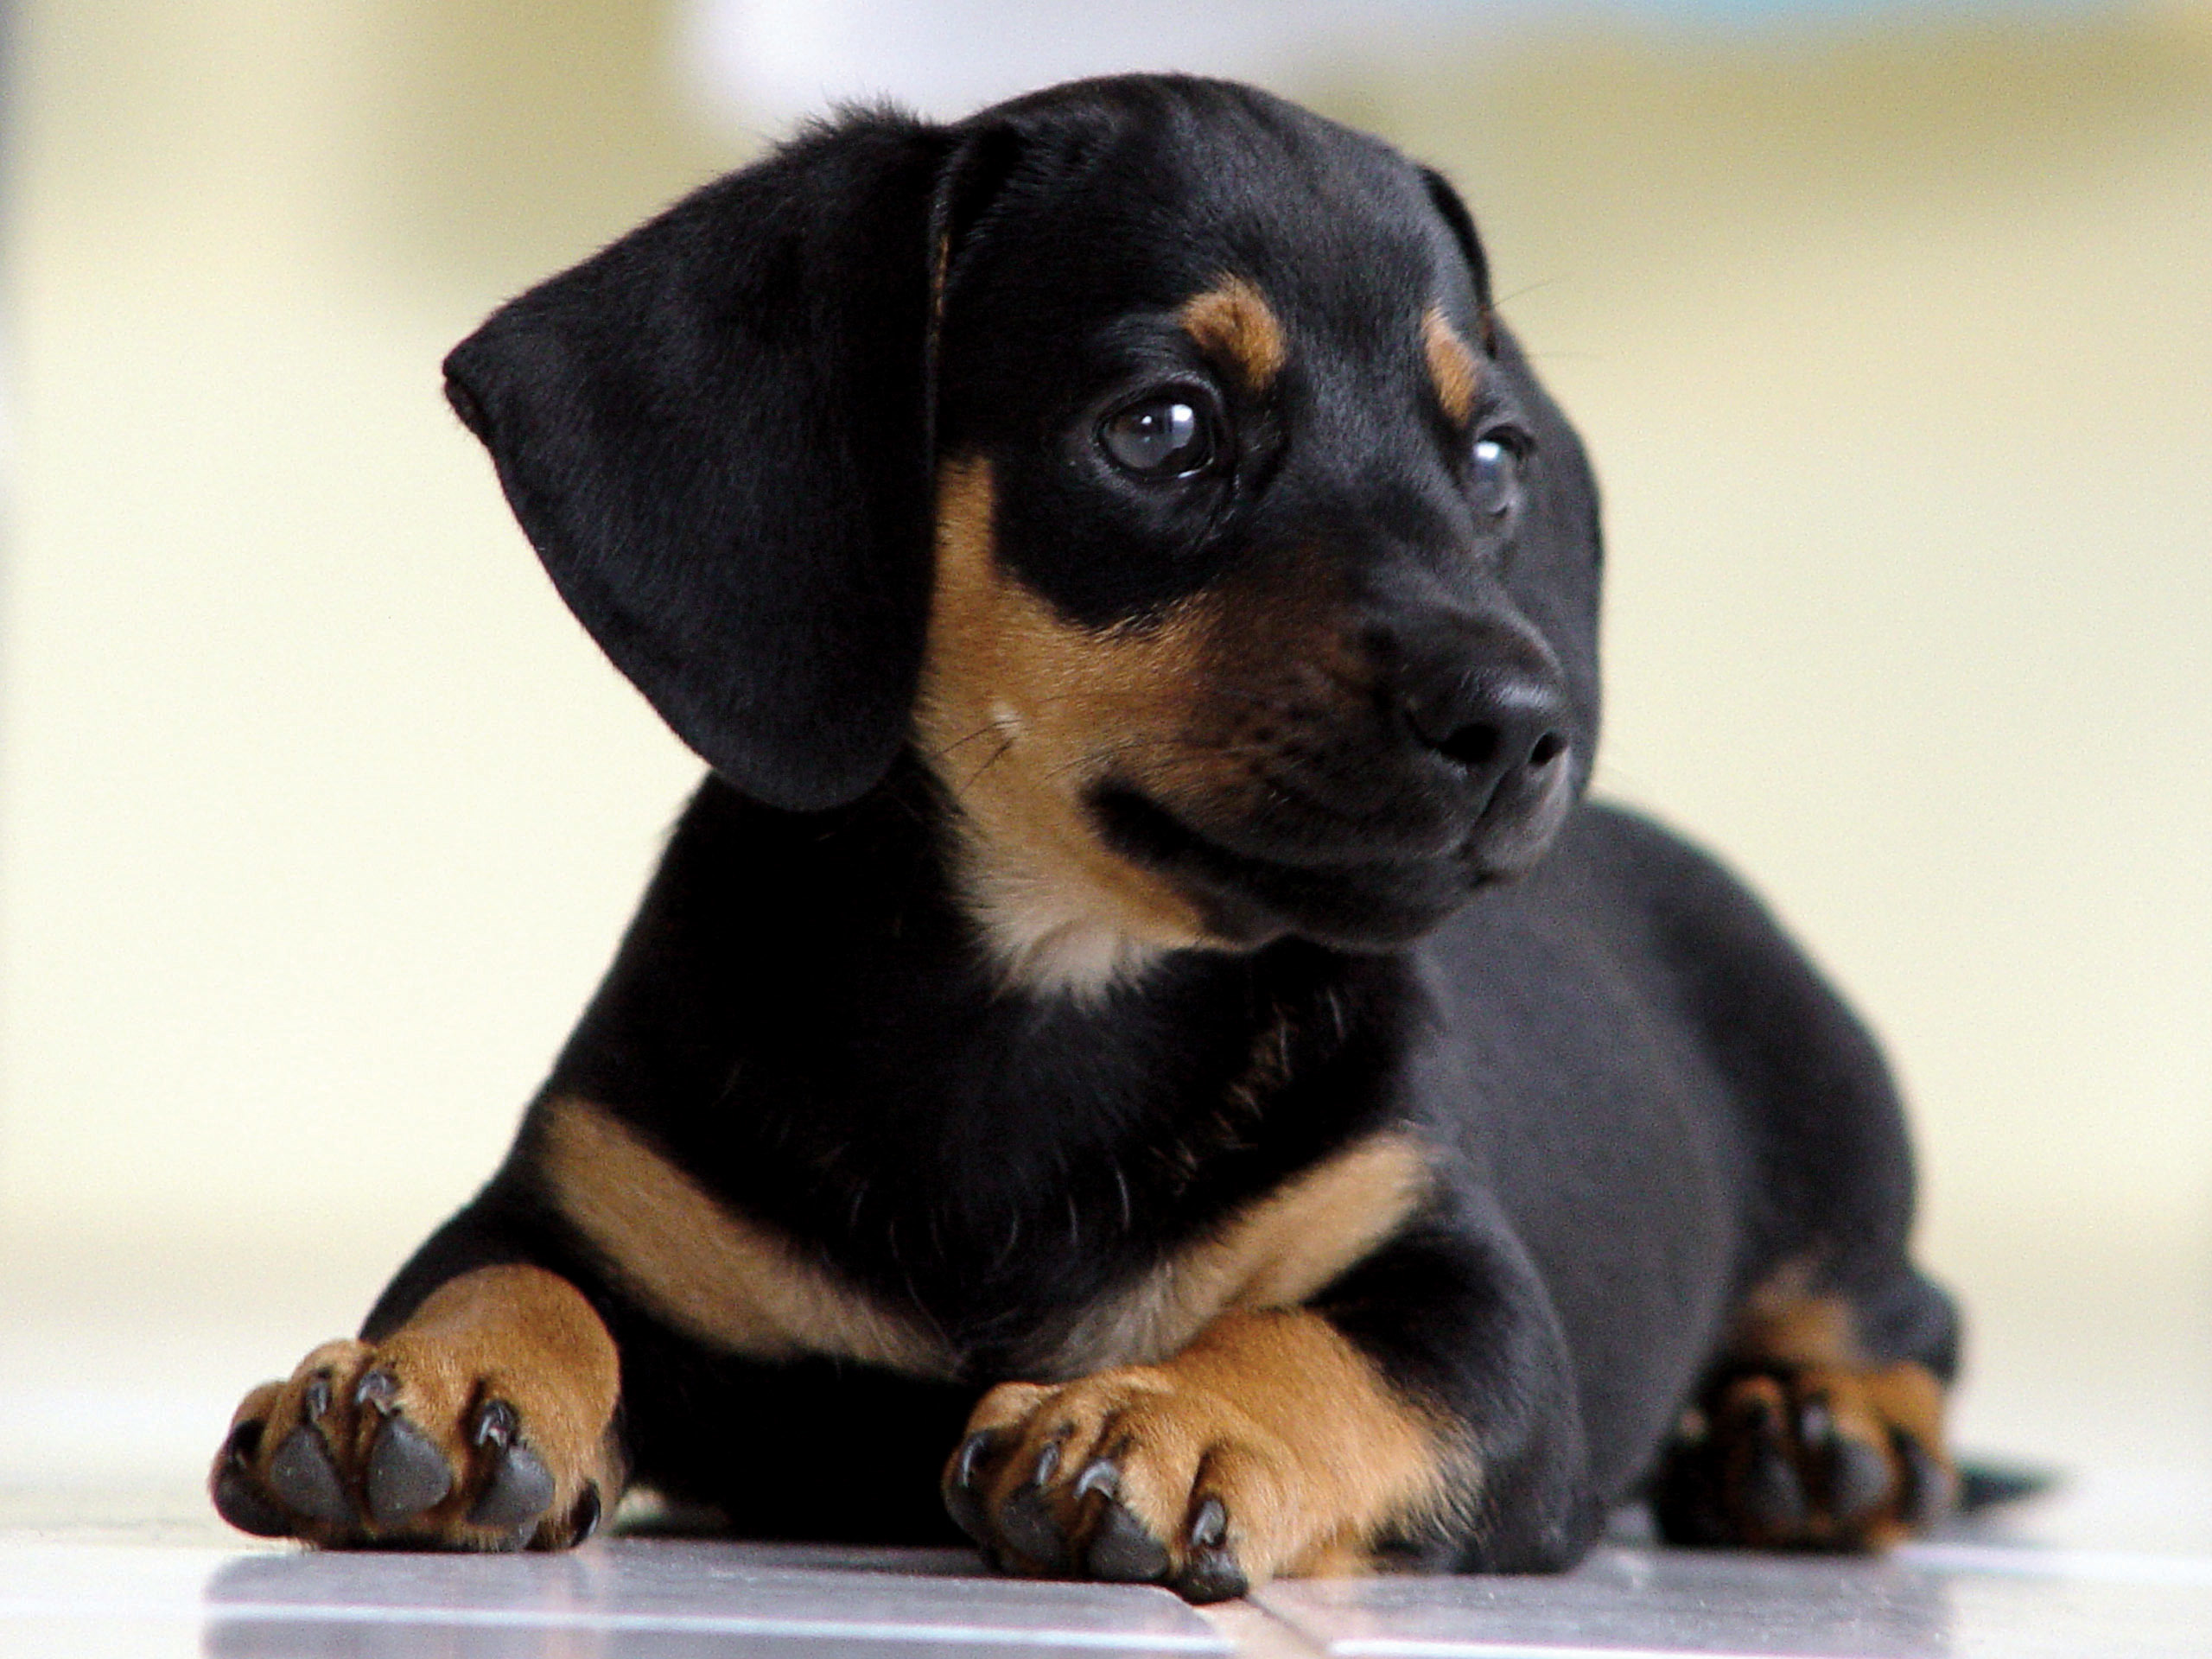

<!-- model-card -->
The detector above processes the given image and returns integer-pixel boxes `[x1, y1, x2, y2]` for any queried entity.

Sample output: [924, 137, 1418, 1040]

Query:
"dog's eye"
[1471, 430, 1526, 522]
[1099, 395, 1217, 479]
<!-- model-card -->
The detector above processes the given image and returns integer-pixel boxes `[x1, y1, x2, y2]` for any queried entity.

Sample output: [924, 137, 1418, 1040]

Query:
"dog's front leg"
[210, 1263, 624, 1550]
[942, 1224, 1600, 1599]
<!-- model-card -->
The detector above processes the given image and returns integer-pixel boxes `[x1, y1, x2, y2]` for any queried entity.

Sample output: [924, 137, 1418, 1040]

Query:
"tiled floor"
[8, 1503, 2212, 1659]
[6, 1234, 2211, 1657]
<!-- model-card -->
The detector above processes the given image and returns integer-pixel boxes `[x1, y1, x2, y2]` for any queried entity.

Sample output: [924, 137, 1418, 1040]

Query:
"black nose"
[1395, 646, 1572, 806]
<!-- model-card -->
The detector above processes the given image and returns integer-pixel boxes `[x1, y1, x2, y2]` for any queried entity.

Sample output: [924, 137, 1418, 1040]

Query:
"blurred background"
[2, 0, 2207, 1535]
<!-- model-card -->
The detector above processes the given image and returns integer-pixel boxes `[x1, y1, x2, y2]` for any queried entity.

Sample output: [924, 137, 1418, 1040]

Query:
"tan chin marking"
[1179, 276, 1287, 393]
[1027, 1129, 1434, 1377]
[1423, 306, 1480, 428]
[915, 455, 1216, 997]
[535, 1097, 955, 1377]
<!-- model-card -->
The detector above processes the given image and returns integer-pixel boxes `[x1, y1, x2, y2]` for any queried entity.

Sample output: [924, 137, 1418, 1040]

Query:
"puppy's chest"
[534, 1073, 1429, 1387]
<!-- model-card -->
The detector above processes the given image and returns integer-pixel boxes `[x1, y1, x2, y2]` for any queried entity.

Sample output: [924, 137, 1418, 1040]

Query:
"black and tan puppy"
[211, 75, 1960, 1599]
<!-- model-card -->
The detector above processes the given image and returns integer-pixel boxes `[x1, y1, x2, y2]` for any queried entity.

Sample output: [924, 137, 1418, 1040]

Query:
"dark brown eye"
[1471, 429, 1525, 522]
[1100, 394, 1217, 478]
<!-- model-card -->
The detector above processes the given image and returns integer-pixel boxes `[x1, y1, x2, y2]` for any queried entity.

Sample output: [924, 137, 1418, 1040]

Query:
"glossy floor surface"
[7, 1230, 2212, 1658]
[8, 1477, 2212, 1658]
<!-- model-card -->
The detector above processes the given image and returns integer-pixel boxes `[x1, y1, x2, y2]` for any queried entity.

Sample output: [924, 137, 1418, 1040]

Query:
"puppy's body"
[213, 76, 1958, 1597]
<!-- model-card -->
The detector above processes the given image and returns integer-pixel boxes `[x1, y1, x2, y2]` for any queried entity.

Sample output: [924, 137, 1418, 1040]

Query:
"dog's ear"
[442, 113, 968, 811]
[1418, 166, 1492, 330]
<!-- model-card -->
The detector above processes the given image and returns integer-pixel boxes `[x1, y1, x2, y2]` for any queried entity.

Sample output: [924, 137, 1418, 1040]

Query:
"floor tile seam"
[0, 1593, 1230, 1649]
[1196, 1598, 1332, 1659]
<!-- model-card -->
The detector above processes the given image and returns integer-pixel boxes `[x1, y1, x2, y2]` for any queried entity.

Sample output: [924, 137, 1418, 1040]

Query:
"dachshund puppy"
[212, 74, 1958, 1601]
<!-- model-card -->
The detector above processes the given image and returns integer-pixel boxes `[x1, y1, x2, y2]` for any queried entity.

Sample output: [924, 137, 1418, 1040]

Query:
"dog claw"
[1187, 1495, 1228, 1550]
[1176, 1501, 1247, 1606]
[1085, 1496, 1169, 1582]
[472, 1399, 519, 1450]
[1738, 1422, 1808, 1535]
[567, 1480, 604, 1544]
[353, 1370, 400, 1416]
[302, 1376, 333, 1421]
[1073, 1456, 1119, 1502]
[1176, 1550, 1249, 1605]
[268, 1425, 353, 1525]
[469, 1441, 556, 1529]
[366, 1414, 454, 1526]
[1894, 1430, 1955, 1529]
[211, 1427, 293, 1538]
[943, 1428, 999, 1547]
[1826, 1429, 1894, 1524]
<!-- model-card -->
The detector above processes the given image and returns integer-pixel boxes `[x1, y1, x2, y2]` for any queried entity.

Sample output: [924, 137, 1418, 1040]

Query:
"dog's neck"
[935, 802, 1198, 1001]
[558, 763, 1418, 1329]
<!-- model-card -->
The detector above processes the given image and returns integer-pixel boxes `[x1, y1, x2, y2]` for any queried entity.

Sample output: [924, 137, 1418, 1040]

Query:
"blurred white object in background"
[679, 0, 1433, 125]
[677, 0, 2123, 128]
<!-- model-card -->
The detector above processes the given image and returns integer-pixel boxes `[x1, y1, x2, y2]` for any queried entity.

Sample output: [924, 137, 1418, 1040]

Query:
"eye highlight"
[1099, 392, 1219, 479]
[1471, 429, 1527, 523]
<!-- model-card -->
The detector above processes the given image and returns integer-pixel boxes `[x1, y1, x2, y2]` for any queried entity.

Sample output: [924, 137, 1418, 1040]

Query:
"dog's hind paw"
[210, 1266, 621, 1549]
[1652, 1362, 1955, 1551]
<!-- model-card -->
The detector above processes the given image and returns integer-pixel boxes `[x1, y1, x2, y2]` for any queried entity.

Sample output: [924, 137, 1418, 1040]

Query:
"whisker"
[963, 726, 1030, 787]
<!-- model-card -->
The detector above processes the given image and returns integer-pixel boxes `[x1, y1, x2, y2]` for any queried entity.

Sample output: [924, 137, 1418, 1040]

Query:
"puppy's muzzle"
[1380, 613, 1576, 879]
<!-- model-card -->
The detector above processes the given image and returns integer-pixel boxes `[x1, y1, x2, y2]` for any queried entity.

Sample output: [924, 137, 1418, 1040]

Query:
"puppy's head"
[448, 77, 1602, 991]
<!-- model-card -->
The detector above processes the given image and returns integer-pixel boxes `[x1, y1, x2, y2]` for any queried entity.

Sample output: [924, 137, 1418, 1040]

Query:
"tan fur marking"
[1180, 276, 1287, 391]
[916, 457, 1213, 992]
[1842, 1360, 1948, 1467]
[1732, 1264, 1869, 1370]
[1423, 307, 1479, 427]
[537, 1096, 955, 1376]
[1730, 1268, 1947, 1451]
[917, 458, 1378, 994]
[383, 1266, 620, 1458]
[966, 1306, 1469, 1586]
[1037, 1131, 1433, 1376]
[1162, 1309, 1466, 1572]
[372, 1265, 621, 1535]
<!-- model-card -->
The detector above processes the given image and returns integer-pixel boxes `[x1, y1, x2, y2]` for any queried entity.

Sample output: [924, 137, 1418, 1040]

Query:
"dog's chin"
[1089, 784, 1563, 954]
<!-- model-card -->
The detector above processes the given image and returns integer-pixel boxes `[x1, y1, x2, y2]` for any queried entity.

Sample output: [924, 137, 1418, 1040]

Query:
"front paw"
[943, 1372, 1276, 1602]
[941, 1313, 1452, 1604]
[210, 1266, 620, 1549]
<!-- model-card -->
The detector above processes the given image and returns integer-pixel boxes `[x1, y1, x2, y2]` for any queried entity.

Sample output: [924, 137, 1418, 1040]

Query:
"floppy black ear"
[443, 113, 963, 811]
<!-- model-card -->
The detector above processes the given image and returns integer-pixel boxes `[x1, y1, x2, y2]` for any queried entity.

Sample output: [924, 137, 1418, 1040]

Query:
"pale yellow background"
[3, 1, 2208, 1512]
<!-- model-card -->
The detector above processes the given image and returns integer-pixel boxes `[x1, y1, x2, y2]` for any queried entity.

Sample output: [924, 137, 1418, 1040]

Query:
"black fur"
[253, 75, 1957, 1580]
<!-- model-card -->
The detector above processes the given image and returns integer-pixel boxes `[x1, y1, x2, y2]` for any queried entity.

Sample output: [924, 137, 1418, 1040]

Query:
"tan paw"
[209, 1266, 621, 1549]
[1653, 1362, 1955, 1550]
[942, 1311, 1450, 1602]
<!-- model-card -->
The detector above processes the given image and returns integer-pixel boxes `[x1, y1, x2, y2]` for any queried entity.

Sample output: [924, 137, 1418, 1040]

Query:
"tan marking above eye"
[1179, 276, 1287, 392]
[1423, 306, 1480, 428]
[534, 1096, 957, 1378]
[1025, 1130, 1434, 1378]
